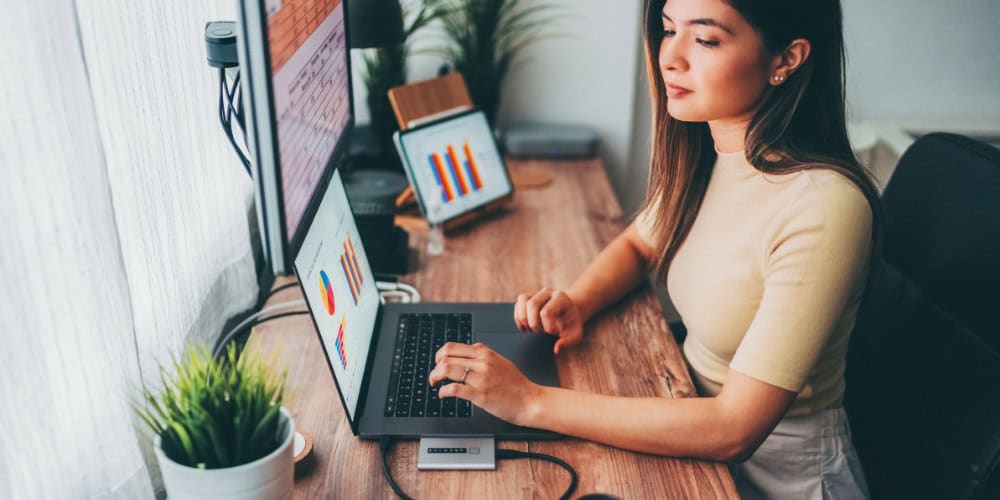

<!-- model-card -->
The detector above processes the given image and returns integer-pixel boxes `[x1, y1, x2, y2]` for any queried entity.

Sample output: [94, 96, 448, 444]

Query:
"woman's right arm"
[514, 221, 657, 352]
[568, 222, 656, 321]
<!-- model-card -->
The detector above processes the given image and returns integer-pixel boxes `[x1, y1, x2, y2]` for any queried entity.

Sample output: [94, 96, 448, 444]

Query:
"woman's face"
[658, 0, 776, 123]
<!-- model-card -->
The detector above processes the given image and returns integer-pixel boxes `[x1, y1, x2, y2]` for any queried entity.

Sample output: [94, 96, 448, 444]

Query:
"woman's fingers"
[428, 345, 538, 426]
[438, 380, 472, 399]
[428, 358, 479, 387]
[514, 293, 530, 331]
[525, 288, 553, 333]
[434, 341, 479, 364]
[539, 292, 570, 333]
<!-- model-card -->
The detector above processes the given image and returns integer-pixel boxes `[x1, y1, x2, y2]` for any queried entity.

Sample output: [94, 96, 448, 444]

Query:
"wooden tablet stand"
[387, 73, 514, 232]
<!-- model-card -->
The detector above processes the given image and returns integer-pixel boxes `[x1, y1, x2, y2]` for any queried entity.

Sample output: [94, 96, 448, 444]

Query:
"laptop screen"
[294, 170, 379, 421]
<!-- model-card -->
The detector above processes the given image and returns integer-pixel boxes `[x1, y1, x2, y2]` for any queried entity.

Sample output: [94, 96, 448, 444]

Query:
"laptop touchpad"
[477, 332, 559, 387]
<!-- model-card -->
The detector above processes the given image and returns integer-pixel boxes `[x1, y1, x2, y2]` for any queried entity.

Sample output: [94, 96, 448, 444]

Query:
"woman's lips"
[666, 83, 692, 98]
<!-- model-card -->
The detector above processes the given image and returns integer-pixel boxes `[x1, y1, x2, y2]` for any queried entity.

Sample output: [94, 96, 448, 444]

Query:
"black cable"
[378, 438, 579, 500]
[216, 280, 304, 358]
[227, 71, 241, 101]
[242, 311, 310, 334]
[214, 311, 310, 359]
[221, 70, 251, 175]
[380, 438, 415, 500]
[265, 281, 299, 300]
[496, 449, 578, 500]
[217, 68, 252, 176]
[228, 72, 245, 130]
[227, 71, 246, 133]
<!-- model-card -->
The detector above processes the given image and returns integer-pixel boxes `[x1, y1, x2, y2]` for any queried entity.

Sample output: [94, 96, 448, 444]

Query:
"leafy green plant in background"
[362, 0, 451, 142]
[134, 343, 287, 469]
[436, 0, 563, 125]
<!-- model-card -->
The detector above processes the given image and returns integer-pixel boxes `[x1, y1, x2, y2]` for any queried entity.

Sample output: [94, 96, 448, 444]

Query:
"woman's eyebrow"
[661, 13, 735, 35]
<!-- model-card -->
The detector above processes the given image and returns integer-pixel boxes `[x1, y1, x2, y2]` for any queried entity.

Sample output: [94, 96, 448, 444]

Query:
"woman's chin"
[666, 103, 706, 123]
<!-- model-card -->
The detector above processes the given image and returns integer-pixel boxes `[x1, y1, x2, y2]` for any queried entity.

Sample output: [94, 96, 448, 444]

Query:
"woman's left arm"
[429, 342, 794, 462]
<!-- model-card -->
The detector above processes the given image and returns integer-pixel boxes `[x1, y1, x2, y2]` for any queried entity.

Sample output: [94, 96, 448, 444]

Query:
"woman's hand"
[428, 342, 543, 426]
[514, 288, 584, 354]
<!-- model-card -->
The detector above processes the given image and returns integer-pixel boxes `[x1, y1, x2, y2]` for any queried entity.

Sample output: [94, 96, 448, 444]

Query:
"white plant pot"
[155, 407, 295, 500]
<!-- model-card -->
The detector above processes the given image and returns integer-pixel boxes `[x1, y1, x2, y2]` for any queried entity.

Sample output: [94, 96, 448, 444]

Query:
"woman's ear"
[768, 39, 811, 86]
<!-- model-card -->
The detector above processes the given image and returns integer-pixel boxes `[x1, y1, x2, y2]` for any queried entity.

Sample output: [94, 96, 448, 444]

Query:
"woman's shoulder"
[780, 165, 873, 219]
[761, 165, 874, 250]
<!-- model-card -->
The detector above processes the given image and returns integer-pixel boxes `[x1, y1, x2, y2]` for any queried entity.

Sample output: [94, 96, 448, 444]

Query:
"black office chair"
[845, 133, 1000, 499]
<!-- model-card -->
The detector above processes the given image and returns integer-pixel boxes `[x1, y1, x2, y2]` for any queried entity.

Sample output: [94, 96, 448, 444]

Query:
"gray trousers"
[729, 407, 870, 499]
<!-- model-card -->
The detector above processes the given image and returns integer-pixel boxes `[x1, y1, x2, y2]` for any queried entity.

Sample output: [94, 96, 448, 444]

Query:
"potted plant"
[134, 343, 292, 500]
[435, 0, 563, 125]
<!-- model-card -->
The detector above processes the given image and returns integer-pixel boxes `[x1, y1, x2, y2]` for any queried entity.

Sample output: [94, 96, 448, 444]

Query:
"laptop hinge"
[353, 304, 385, 427]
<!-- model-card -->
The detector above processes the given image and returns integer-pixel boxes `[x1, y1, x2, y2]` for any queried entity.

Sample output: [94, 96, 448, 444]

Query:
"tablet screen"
[394, 111, 512, 225]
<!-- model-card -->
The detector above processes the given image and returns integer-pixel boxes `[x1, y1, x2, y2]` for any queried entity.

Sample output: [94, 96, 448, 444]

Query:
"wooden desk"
[247, 159, 738, 499]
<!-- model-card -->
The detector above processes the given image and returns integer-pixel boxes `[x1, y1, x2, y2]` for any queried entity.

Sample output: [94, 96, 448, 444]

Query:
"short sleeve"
[633, 197, 660, 246]
[729, 179, 873, 392]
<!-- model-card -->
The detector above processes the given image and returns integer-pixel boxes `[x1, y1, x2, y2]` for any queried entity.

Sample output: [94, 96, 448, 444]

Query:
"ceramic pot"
[155, 407, 295, 500]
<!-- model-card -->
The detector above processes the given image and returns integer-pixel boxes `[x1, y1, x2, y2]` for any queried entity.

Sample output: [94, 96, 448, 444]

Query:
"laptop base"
[359, 302, 560, 440]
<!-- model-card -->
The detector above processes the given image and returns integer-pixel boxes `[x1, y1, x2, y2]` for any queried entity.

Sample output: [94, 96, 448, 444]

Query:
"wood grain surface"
[247, 159, 738, 499]
[388, 72, 474, 130]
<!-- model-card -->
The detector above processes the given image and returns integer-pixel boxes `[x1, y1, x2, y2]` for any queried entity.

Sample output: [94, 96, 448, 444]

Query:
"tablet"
[393, 110, 514, 226]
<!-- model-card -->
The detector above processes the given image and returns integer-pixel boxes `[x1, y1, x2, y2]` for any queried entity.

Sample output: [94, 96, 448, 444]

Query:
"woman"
[428, 0, 879, 497]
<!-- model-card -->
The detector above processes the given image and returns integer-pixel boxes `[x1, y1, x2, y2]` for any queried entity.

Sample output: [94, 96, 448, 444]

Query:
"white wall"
[352, 1, 645, 211]
[842, 0, 1000, 127]
[496, 2, 644, 208]
[626, 38, 654, 215]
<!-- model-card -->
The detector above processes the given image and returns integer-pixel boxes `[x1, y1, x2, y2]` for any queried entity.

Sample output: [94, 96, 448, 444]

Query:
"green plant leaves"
[431, 0, 566, 124]
[133, 343, 287, 469]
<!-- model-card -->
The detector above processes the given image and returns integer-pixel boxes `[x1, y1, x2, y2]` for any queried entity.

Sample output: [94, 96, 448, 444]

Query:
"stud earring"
[773, 75, 785, 82]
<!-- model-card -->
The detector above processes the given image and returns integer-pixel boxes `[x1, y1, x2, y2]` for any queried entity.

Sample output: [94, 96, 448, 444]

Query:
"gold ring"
[459, 367, 470, 384]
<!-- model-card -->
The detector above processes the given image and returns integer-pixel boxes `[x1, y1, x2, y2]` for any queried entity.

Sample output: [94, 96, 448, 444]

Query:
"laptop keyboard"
[384, 313, 474, 418]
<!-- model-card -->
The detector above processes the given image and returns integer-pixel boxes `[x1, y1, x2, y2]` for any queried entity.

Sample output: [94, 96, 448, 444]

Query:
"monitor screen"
[267, 0, 351, 242]
[239, 0, 353, 275]
[294, 170, 378, 421]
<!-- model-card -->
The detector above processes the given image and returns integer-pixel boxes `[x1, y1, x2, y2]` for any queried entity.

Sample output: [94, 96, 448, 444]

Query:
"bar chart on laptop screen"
[401, 112, 511, 222]
[339, 234, 364, 306]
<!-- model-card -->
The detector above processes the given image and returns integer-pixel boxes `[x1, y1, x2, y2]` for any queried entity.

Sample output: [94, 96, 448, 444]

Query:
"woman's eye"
[696, 38, 720, 48]
[662, 28, 676, 37]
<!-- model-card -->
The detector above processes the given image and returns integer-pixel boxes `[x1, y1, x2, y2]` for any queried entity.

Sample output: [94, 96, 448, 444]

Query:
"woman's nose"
[659, 37, 688, 73]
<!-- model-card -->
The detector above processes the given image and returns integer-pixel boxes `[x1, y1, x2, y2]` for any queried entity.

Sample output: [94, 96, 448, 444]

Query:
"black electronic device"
[502, 123, 599, 159]
[343, 169, 410, 275]
[205, 21, 239, 69]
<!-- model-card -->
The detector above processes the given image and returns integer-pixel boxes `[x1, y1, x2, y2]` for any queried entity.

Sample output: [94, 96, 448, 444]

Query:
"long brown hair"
[640, 0, 882, 283]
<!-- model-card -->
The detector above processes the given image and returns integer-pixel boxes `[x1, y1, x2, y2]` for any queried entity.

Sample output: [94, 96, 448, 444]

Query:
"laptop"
[294, 169, 560, 439]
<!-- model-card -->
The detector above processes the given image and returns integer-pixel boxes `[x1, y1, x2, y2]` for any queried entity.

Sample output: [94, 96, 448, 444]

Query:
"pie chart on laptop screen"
[319, 270, 335, 315]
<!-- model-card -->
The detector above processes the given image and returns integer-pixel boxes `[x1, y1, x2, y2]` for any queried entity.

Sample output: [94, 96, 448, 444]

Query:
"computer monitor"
[238, 0, 354, 275]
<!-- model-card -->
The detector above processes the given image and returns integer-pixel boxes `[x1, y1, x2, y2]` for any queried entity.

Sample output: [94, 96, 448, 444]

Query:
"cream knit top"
[636, 150, 873, 416]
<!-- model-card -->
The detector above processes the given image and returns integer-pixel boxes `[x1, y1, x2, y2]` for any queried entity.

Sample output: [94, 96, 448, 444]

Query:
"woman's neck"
[707, 116, 752, 154]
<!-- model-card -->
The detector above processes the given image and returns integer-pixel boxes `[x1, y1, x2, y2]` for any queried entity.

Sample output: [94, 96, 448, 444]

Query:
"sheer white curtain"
[1, 0, 258, 497]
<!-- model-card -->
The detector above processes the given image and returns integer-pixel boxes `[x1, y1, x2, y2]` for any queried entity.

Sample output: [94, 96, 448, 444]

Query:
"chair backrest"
[846, 133, 1000, 499]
